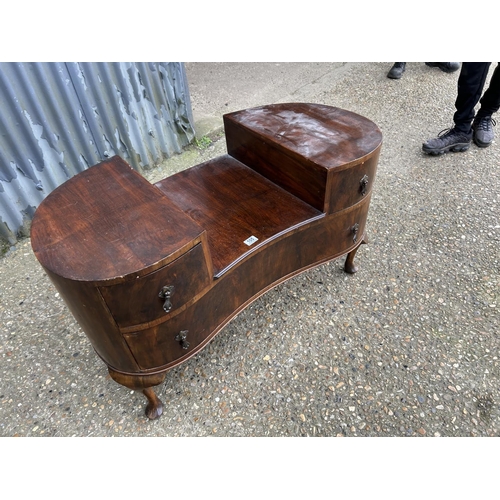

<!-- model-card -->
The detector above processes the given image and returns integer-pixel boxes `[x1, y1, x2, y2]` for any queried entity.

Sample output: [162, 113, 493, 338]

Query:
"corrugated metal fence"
[0, 62, 195, 246]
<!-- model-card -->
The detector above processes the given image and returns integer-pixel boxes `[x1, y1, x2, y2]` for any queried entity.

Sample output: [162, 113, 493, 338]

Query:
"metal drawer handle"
[175, 330, 190, 350]
[351, 223, 360, 243]
[158, 285, 174, 313]
[360, 175, 369, 196]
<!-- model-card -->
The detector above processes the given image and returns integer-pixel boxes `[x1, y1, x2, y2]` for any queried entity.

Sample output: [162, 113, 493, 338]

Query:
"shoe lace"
[437, 128, 455, 138]
[476, 117, 497, 131]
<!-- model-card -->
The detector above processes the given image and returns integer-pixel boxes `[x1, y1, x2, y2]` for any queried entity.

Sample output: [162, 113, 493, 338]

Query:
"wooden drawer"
[99, 243, 211, 329]
[122, 301, 209, 370]
[315, 194, 371, 259]
[326, 152, 379, 214]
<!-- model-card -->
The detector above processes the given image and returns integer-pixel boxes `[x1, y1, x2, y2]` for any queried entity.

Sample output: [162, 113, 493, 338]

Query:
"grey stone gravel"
[1, 62, 498, 436]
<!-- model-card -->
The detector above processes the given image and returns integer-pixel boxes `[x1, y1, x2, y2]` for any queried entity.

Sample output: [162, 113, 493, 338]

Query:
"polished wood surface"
[31, 156, 205, 282]
[224, 103, 382, 213]
[99, 243, 212, 328]
[154, 154, 323, 277]
[226, 103, 382, 168]
[30, 103, 382, 419]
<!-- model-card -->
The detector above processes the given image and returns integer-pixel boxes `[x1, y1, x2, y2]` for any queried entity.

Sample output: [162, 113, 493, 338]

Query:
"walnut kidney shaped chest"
[31, 103, 382, 419]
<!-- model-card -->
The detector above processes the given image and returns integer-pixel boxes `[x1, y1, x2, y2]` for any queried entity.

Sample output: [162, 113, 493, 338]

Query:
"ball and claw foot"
[143, 387, 164, 420]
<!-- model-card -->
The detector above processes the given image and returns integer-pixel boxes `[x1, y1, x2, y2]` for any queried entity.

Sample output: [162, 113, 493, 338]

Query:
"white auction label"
[244, 235, 258, 246]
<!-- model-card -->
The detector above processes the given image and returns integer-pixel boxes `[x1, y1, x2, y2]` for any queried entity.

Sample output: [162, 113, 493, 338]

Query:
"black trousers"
[453, 62, 500, 133]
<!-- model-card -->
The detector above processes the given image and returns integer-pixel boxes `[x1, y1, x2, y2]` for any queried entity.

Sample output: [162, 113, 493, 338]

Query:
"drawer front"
[99, 243, 211, 329]
[326, 152, 379, 214]
[325, 195, 371, 256]
[122, 301, 209, 370]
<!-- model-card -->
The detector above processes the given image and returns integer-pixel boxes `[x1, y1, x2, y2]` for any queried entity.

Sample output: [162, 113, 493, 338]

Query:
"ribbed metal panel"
[0, 62, 195, 246]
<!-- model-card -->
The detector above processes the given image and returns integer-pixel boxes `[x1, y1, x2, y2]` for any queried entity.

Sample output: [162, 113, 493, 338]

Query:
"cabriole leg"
[143, 387, 164, 420]
[108, 368, 166, 420]
[344, 236, 368, 274]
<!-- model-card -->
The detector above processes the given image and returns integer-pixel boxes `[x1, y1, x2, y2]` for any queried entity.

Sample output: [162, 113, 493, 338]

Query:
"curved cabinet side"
[43, 268, 140, 373]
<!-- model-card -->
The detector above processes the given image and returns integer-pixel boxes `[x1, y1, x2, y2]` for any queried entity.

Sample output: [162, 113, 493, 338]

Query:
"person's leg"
[476, 63, 500, 118]
[453, 62, 491, 133]
[423, 63, 493, 155]
[472, 64, 500, 147]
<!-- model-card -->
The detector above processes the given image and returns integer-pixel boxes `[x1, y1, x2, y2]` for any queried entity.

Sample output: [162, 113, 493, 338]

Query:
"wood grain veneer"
[31, 103, 382, 419]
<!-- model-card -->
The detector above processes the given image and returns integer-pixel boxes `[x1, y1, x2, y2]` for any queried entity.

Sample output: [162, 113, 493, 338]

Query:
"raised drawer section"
[99, 243, 211, 329]
[326, 151, 379, 214]
[224, 104, 383, 214]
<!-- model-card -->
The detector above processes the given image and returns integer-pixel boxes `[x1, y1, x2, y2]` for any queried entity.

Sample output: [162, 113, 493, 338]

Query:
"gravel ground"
[1, 63, 498, 439]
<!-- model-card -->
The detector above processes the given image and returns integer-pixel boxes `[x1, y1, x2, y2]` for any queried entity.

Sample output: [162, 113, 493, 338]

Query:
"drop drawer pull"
[352, 223, 360, 243]
[360, 175, 369, 196]
[158, 285, 174, 313]
[175, 330, 190, 350]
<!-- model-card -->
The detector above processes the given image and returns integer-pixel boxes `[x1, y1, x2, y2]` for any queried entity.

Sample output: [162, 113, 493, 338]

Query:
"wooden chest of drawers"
[31, 103, 382, 419]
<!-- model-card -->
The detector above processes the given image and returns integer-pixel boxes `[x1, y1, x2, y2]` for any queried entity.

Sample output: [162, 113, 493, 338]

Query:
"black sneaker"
[472, 115, 496, 148]
[422, 127, 472, 155]
[387, 62, 406, 79]
[425, 62, 460, 73]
